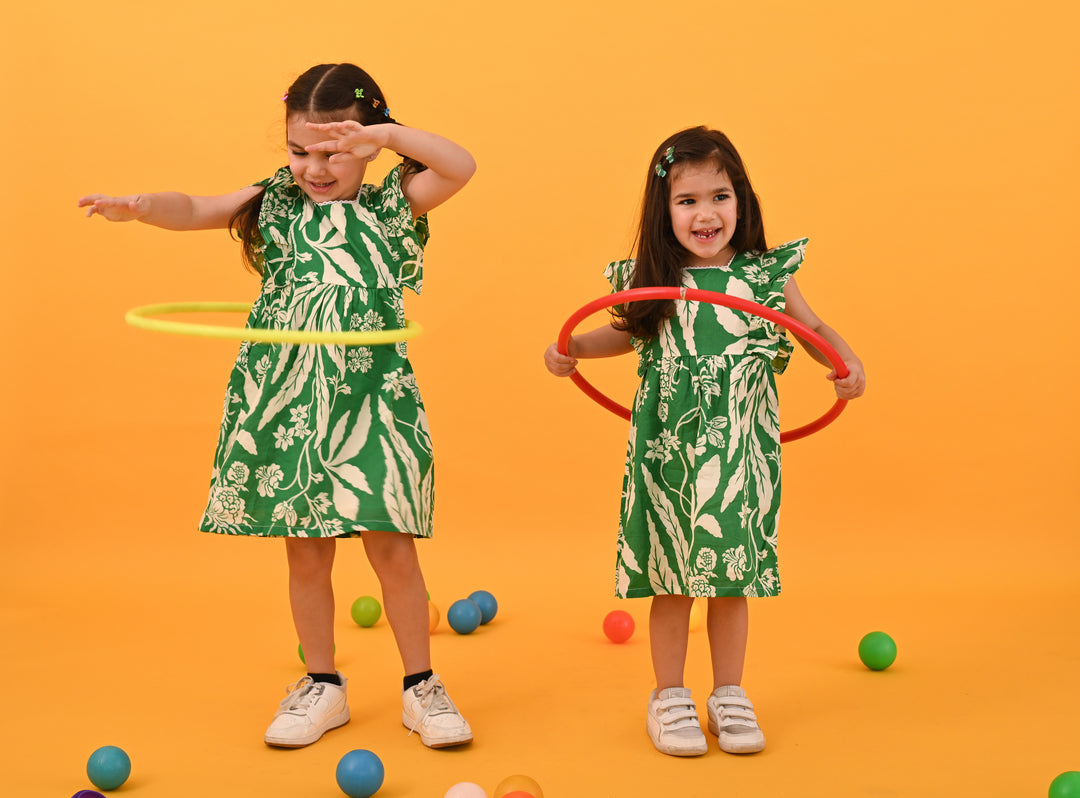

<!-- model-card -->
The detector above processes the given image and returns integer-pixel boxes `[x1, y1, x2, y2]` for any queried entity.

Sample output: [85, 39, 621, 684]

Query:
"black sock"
[403, 669, 434, 691]
[308, 672, 342, 686]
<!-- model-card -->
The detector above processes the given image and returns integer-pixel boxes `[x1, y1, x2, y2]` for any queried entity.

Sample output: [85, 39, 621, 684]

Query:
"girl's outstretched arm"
[783, 278, 866, 400]
[304, 121, 476, 218]
[544, 324, 634, 377]
[77, 185, 263, 230]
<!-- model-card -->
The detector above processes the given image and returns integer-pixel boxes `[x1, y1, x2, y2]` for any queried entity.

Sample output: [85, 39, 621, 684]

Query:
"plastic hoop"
[556, 287, 849, 443]
[125, 302, 422, 346]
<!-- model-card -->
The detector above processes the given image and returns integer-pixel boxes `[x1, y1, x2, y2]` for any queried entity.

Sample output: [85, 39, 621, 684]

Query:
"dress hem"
[197, 525, 431, 540]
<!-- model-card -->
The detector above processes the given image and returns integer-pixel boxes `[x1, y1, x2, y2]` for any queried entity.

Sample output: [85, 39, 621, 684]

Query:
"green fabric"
[605, 239, 807, 598]
[199, 165, 434, 538]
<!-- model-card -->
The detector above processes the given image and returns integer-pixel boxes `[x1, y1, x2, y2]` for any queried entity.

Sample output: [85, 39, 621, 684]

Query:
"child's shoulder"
[745, 237, 809, 261]
[604, 258, 636, 289]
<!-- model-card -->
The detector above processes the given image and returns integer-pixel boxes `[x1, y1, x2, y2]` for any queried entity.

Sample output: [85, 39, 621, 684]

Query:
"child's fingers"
[306, 120, 363, 135]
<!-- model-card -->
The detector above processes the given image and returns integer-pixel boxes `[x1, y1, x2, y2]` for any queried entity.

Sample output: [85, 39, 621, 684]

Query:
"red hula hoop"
[556, 287, 849, 443]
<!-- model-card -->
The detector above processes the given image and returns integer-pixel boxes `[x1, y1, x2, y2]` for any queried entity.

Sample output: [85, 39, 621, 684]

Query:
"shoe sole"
[265, 709, 350, 748]
[401, 714, 473, 748]
[707, 717, 765, 753]
[646, 720, 707, 757]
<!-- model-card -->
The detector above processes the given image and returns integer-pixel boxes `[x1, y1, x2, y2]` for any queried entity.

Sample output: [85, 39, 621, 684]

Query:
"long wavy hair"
[230, 63, 425, 273]
[612, 126, 768, 339]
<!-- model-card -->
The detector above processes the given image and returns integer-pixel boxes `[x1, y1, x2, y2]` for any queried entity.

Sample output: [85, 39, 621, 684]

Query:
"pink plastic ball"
[444, 783, 488, 798]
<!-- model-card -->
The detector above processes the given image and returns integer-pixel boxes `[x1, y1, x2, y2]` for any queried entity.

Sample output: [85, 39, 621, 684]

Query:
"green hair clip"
[655, 146, 676, 178]
[355, 88, 365, 99]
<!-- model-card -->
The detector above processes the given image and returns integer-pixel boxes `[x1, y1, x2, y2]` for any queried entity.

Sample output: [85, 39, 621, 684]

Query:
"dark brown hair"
[612, 126, 768, 339]
[231, 63, 424, 273]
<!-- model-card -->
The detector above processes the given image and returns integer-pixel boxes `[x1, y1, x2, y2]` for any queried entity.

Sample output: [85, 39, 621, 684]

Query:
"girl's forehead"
[670, 162, 732, 188]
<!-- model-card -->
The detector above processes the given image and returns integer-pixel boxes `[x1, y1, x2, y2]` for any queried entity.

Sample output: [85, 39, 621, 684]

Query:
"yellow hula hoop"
[125, 302, 422, 345]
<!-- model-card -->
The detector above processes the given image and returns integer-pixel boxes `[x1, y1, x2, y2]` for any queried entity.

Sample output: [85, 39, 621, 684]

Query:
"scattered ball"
[447, 599, 482, 635]
[1050, 772, 1080, 798]
[72, 791, 106, 798]
[444, 782, 488, 798]
[502, 793, 537, 798]
[467, 590, 498, 624]
[86, 746, 131, 791]
[298, 641, 336, 665]
[350, 595, 382, 627]
[494, 775, 544, 798]
[428, 601, 441, 632]
[602, 610, 635, 644]
[858, 631, 898, 671]
[336, 749, 384, 798]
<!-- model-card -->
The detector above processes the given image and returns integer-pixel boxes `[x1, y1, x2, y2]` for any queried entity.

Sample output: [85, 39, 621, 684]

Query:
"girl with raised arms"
[80, 63, 476, 750]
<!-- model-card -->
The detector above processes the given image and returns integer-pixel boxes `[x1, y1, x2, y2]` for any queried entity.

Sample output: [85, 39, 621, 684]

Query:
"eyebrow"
[672, 186, 734, 200]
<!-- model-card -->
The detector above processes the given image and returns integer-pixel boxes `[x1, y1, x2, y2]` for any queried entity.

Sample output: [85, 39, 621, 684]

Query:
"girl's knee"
[363, 531, 420, 579]
[285, 537, 337, 576]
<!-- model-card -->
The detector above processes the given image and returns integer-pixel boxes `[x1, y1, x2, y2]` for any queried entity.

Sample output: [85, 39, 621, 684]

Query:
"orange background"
[2, 0, 1078, 796]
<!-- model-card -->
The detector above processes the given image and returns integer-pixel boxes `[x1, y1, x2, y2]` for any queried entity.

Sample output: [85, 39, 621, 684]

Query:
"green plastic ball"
[1050, 772, 1080, 798]
[298, 642, 335, 665]
[350, 595, 382, 627]
[858, 631, 897, 670]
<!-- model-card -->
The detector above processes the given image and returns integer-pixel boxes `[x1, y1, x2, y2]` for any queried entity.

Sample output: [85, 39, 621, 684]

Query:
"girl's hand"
[305, 120, 389, 162]
[544, 342, 578, 377]
[77, 194, 151, 221]
[828, 359, 866, 400]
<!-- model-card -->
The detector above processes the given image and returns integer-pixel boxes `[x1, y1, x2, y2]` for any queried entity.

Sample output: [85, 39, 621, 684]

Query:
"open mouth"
[693, 228, 720, 242]
[307, 180, 335, 193]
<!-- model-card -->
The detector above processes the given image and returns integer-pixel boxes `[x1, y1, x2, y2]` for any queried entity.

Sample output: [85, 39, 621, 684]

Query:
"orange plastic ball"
[602, 610, 635, 643]
[494, 775, 543, 798]
[428, 601, 440, 632]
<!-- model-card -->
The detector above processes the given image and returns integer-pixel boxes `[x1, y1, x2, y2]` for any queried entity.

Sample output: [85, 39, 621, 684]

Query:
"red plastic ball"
[602, 610, 635, 643]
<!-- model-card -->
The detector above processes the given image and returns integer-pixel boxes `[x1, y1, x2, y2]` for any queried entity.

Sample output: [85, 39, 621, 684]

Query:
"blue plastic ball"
[86, 746, 131, 791]
[447, 599, 482, 634]
[467, 590, 498, 624]
[336, 749, 384, 798]
[71, 791, 106, 798]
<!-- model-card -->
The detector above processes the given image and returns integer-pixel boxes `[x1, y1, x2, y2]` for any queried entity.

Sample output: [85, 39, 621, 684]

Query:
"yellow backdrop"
[2, 0, 1078, 796]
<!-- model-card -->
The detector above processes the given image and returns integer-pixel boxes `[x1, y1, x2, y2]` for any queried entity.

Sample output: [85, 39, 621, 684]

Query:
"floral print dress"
[199, 165, 434, 539]
[607, 239, 807, 598]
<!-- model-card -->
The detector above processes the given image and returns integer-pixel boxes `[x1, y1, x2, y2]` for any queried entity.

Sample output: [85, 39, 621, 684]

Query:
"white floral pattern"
[607, 240, 807, 598]
[199, 166, 434, 538]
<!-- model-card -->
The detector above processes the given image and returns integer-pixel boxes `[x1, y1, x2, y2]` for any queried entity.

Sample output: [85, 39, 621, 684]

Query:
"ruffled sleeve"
[603, 259, 650, 371]
[357, 165, 429, 293]
[604, 258, 633, 291]
[746, 238, 807, 373]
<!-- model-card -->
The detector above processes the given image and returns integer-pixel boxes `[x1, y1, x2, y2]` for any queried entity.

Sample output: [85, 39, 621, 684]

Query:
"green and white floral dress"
[607, 239, 807, 598]
[200, 165, 433, 539]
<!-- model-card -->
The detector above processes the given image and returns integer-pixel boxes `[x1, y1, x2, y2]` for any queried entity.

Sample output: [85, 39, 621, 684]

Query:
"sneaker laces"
[406, 674, 457, 736]
[277, 676, 324, 715]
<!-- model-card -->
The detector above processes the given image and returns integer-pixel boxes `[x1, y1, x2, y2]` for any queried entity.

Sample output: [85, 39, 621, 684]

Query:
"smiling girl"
[79, 63, 476, 750]
[544, 126, 865, 757]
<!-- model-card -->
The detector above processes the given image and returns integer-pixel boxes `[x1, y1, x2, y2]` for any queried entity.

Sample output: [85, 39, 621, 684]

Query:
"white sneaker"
[264, 674, 350, 747]
[646, 687, 708, 756]
[401, 674, 473, 748]
[706, 685, 765, 753]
